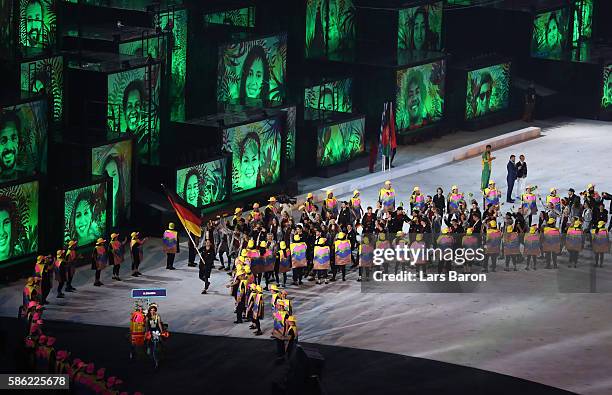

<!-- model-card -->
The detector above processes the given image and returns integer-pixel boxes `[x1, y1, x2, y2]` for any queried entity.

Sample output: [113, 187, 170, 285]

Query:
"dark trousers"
[112, 264, 120, 277]
[66, 266, 74, 288]
[484, 254, 498, 272]
[218, 250, 229, 267]
[569, 251, 579, 266]
[545, 252, 558, 268]
[292, 267, 303, 284]
[359, 267, 371, 278]
[236, 300, 245, 322]
[594, 253, 604, 266]
[56, 281, 64, 295]
[275, 272, 288, 286]
[132, 257, 140, 271]
[506, 178, 515, 202]
[333, 265, 346, 280]
[188, 239, 196, 265]
[166, 253, 175, 269]
[275, 338, 285, 358]
[525, 255, 537, 269]
[94, 269, 101, 283]
[41, 276, 51, 302]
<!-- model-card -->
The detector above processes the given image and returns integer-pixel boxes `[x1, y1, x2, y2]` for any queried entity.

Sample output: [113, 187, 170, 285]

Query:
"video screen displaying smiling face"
[465, 63, 511, 120]
[0, 180, 38, 265]
[223, 117, 282, 194]
[217, 34, 287, 106]
[107, 65, 160, 164]
[19, 0, 56, 51]
[395, 60, 445, 132]
[398, 1, 443, 52]
[176, 157, 229, 208]
[531, 8, 569, 59]
[0, 100, 48, 182]
[64, 182, 107, 247]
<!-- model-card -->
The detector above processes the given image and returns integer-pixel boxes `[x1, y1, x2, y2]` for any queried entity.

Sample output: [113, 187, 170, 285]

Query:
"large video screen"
[91, 139, 132, 227]
[304, 78, 352, 113]
[64, 181, 108, 247]
[572, 0, 593, 46]
[395, 59, 445, 132]
[317, 117, 364, 168]
[19, 0, 56, 50]
[160, 8, 187, 122]
[20, 55, 63, 121]
[0, 99, 48, 182]
[0, 180, 38, 264]
[223, 117, 282, 194]
[305, 0, 355, 58]
[282, 106, 296, 169]
[398, 1, 443, 52]
[465, 62, 511, 120]
[204, 6, 255, 27]
[602, 65, 612, 110]
[217, 34, 287, 105]
[176, 157, 229, 208]
[531, 8, 570, 59]
[107, 64, 161, 164]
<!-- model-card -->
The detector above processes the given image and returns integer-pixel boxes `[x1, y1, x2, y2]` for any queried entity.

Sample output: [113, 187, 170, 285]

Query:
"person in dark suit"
[506, 155, 517, 203]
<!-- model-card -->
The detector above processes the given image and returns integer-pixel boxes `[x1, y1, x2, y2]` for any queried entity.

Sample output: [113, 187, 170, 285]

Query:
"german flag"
[162, 184, 202, 237]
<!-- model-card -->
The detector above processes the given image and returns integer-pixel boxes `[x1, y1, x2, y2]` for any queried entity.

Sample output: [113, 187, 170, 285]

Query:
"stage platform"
[1, 118, 611, 394]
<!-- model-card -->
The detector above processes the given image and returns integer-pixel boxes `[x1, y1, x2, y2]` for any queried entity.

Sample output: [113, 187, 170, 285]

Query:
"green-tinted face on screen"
[104, 160, 119, 203]
[124, 88, 142, 132]
[0, 121, 19, 176]
[413, 12, 426, 50]
[546, 16, 561, 49]
[185, 173, 199, 207]
[476, 80, 492, 117]
[407, 79, 423, 123]
[240, 138, 260, 191]
[246, 59, 264, 99]
[75, 199, 93, 244]
[0, 209, 11, 261]
[26, 0, 43, 47]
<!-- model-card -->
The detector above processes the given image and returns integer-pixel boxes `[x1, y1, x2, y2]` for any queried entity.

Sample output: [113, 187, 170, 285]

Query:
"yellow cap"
[293, 234, 300, 242]
[36, 255, 45, 262]
[256, 285, 262, 293]
[259, 241, 267, 248]
[587, 183, 594, 189]
[96, 238, 106, 245]
[68, 240, 78, 247]
[396, 231, 403, 237]
[413, 186, 420, 191]
[268, 196, 277, 202]
[280, 241, 287, 249]
[287, 315, 297, 323]
[451, 185, 458, 190]
[110, 233, 119, 240]
[489, 221, 497, 228]
[598, 221, 606, 228]
[244, 266, 252, 274]
[317, 237, 327, 245]
[415, 233, 423, 241]
[526, 185, 532, 190]
[550, 188, 556, 193]
[573, 220, 581, 228]
[169, 222, 175, 230]
[249, 283, 256, 291]
[489, 180, 495, 185]
[362, 236, 370, 244]
[56, 249, 64, 257]
[353, 190, 359, 196]
[247, 240, 255, 248]
[384, 180, 391, 186]
[529, 225, 537, 234]
[270, 284, 280, 291]
[441, 228, 449, 234]
[378, 233, 386, 241]
[131, 232, 138, 238]
[506, 225, 513, 233]
[253, 203, 260, 209]
[337, 232, 345, 239]
[307, 193, 313, 199]
[547, 217, 556, 225]
[466, 228, 473, 235]
[327, 190, 333, 196]
[234, 207, 242, 214]
[241, 249, 248, 257]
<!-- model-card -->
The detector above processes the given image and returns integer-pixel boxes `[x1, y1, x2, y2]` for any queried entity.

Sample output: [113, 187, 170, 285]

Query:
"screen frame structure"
[304, 0, 356, 59]
[530, 5, 571, 60]
[90, 135, 134, 228]
[0, 176, 39, 269]
[159, 6, 187, 122]
[18, 0, 57, 54]
[0, 95, 50, 181]
[19, 54, 64, 122]
[203, 5, 256, 28]
[106, 60, 162, 165]
[221, 114, 284, 196]
[571, 0, 594, 48]
[61, 177, 111, 250]
[464, 61, 512, 121]
[601, 64, 612, 111]
[304, 77, 353, 113]
[315, 114, 365, 168]
[394, 57, 447, 135]
[175, 154, 232, 210]
[216, 32, 288, 107]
